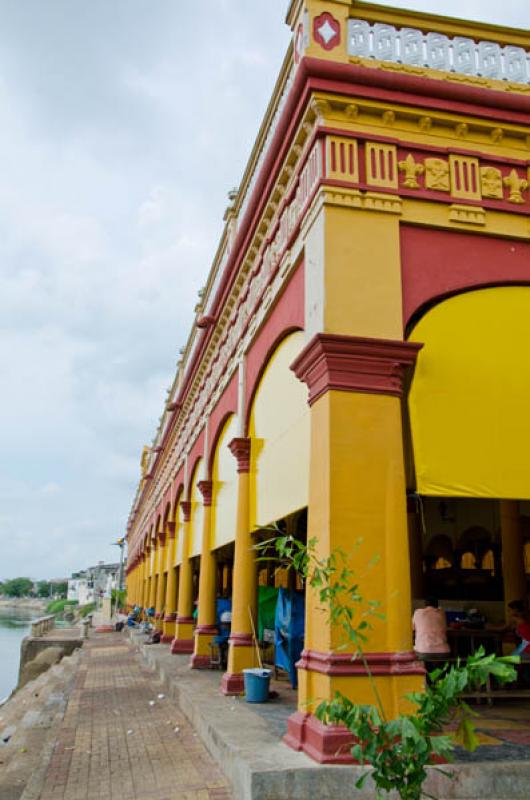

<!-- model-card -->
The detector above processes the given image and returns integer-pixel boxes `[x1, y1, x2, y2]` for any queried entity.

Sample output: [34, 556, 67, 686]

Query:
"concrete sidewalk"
[22, 631, 231, 800]
[131, 630, 530, 800]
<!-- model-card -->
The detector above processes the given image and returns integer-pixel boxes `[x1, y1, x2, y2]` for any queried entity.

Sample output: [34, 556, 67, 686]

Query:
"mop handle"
[248, 606, 263, 670]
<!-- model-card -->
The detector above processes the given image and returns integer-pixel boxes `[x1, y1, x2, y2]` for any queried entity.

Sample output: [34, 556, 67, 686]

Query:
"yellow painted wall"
[211, 414, 239, 549]
[408, 287, 530, 499]
[249, 331, 310, 528]
[175, 501, 185, 566]
[189, 458, 205, 558]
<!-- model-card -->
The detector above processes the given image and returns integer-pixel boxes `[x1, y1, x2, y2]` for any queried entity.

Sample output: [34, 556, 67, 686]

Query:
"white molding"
[348, 19, 530, 84]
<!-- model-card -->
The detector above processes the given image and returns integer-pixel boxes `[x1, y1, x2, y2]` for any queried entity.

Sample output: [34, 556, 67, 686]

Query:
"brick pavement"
[35, 632, 232, 800]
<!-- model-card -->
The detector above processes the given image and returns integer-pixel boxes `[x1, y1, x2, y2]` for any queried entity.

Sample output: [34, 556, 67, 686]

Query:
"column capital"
[180, 500, 192, 522]
[197, 479, 213, 506]
[228, 437, 251, 473]
[291, 333, 422, 405]
[166, 521, 176, 539]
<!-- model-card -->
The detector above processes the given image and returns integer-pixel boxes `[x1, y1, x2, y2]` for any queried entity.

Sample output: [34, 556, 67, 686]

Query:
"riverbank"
[0, 648, 80, 800]
[0, 608, 43, 704]
[0, 599, 47, 611]
[0, 631, 232, 800]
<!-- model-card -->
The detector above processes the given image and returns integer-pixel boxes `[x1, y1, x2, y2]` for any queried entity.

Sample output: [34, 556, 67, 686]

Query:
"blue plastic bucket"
[243, 668, 272, 703]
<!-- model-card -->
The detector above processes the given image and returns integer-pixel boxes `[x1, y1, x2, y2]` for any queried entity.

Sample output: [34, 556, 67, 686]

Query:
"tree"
[51, 581, 68, 598]
[1, 577, 34, 597]
[36, 581, 52, 598]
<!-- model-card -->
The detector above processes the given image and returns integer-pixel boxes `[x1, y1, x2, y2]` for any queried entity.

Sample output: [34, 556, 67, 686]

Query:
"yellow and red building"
[126, 0, 530, 763]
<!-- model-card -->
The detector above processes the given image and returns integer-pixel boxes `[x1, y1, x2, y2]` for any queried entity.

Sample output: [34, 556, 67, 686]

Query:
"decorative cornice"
[166, 401, 182, 413]
[197, 479, 214, 506]
[180, 500, 192, 522]
[196, 315, 216, 330]
[291, 333, 423, 404]
[228, 438, 252, 473]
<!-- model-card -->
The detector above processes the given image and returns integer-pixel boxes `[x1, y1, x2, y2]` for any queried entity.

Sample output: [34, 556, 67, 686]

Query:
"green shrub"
[46, 599, 77, 615]
[78, 602, 96, 618]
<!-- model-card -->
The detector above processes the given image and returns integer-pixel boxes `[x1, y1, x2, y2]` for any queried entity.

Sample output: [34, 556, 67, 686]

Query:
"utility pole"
[111, 538, 126, 617]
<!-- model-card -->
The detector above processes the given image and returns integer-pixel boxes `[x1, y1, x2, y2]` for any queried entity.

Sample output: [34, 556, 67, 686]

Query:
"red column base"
[190, 654, 211, 669]
[95, 624, 114, 634]
[284, 711, 356, 764]
[221, 671, 245, 695]
[170, 638, 194, 654]
[160, 634, 174, 644]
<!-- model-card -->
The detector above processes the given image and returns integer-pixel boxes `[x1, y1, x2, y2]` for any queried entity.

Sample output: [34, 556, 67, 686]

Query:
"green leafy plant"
[46, 598, 78, 615]
[78, 602, 96, 618]
[256, 530, 519, 800]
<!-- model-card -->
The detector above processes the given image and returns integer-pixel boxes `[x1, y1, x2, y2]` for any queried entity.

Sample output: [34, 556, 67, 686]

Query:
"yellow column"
[192, 480, 218, 668]
[132, 561, 139, 606]
[171, 501, 195, 654]
[148, 541, 157, 609]
[155, 533, 167, 629]
[285, 340, 425, 761]
[407, 497, 424, 602]
[162, 522, 178, 642]
[500, 500, 527, 616]
[221, 438, 258, 694]
[140, 551, 148, 609]
[128, 564, 134, 607]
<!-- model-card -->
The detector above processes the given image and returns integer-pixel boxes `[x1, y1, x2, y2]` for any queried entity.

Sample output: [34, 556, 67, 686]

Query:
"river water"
[0, 608, 38, 703]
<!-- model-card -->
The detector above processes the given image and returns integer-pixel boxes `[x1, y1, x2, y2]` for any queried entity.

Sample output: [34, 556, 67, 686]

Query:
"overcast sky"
[1, 1, 527, 581]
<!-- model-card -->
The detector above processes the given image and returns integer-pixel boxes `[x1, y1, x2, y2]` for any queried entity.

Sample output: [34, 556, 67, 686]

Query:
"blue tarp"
[274, 588, 305, 689]
[214, 597, 232, 645]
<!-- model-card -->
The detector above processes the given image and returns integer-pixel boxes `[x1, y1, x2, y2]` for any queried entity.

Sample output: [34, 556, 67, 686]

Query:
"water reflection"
[0, 608, 39, 702]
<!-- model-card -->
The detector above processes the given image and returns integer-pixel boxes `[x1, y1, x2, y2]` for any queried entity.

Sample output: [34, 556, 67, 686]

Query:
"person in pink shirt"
[412, 596, 450, 658]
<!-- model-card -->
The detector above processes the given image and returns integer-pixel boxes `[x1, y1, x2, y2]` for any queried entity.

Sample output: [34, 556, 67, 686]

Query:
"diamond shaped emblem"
[313, 12, 340, 51]
[318, 20, 336, 46]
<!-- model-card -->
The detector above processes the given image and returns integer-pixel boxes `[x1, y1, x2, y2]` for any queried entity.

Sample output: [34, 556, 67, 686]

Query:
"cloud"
[0, 0, 290, 579]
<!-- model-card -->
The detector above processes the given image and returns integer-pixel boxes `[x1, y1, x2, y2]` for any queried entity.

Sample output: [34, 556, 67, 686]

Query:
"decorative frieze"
[480, 166, 504, 199]
[320, 135, 529, 208]
[398, 153, 424, 189]
[424, 158, 450, 191]
[326, 136, 359, 182]
[503, 169, 528, 203]
[448, 204, 486, 225]
[365, 142, 398, 189]
[348, 19, 530, 85]
[449, 155, 481, 201]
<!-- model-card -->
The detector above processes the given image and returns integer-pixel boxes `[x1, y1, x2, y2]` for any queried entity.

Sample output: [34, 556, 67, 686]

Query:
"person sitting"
[507, 600, 530, 657]
[412, 596, 450, 659]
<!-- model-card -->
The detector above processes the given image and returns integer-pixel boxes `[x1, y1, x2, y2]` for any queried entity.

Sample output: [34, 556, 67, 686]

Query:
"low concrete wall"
[30, 615, 56, 638]
[18, 636, 83, 689]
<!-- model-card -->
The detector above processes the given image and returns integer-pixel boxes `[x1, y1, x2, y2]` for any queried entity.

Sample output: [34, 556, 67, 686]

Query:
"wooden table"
[447, 627, 504, 657]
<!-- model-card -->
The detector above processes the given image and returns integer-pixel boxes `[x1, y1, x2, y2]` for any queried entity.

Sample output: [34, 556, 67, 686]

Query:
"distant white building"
[67, 561, 120, 606]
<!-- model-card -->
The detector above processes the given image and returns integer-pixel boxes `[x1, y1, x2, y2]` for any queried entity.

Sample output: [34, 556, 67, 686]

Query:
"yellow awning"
[408, 286, 530, 499]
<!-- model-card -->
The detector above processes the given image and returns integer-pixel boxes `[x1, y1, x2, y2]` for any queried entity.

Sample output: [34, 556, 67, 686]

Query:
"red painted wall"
[400, 226, 530, 330]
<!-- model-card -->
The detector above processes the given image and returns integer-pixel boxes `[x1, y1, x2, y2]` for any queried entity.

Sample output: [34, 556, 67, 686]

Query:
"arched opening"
[407, 287, 530, 624]
[248, 330, 310, 530]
